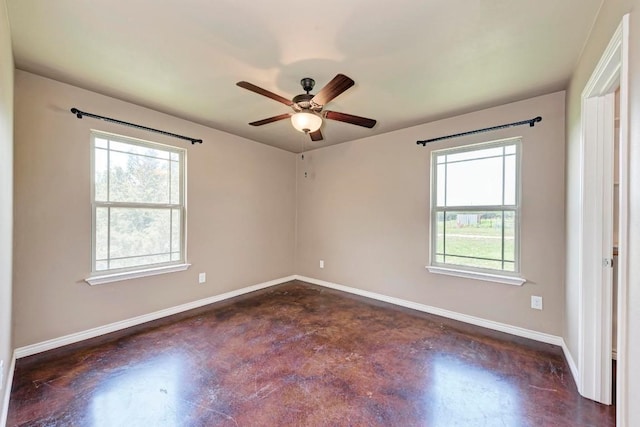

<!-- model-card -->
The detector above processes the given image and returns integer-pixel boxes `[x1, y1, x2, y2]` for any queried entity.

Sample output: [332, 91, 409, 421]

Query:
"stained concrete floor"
[8, 281, 615, 426]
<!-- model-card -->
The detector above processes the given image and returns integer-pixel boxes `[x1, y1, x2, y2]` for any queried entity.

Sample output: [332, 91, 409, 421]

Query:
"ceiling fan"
[236, 74, 377, 141]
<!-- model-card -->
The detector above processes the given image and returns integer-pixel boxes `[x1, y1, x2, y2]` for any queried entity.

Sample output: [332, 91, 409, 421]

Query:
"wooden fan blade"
[324, 111, 377, 128]
[237, 81, 293, 106]
[310, 74, 354, 106]
[249, 113, 291, 126]
[309, 129, 323, 141]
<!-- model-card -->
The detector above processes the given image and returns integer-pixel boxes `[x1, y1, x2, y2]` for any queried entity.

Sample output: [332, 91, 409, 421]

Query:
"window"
[90, 131, 186, 278]
[430, 138, 521, 277]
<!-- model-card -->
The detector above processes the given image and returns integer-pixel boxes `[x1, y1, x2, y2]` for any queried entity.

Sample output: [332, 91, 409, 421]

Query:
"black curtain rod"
[70, 108, 203, 144]
[416, 116, 542, 146]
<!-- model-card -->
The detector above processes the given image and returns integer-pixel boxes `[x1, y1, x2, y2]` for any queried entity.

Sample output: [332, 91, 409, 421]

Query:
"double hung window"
[91, 131, 186, 276]
[431, 138, 521, 275]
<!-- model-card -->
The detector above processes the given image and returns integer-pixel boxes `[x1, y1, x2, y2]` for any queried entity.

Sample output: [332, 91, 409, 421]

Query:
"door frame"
[578, 13, 628, 417]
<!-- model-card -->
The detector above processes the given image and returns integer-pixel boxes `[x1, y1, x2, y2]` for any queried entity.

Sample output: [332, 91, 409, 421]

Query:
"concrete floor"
[7, 280, 615, 426]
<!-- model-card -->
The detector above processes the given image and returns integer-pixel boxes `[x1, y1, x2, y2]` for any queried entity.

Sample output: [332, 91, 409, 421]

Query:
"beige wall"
[296, 92, 566, 335]
[0, 0, 14, 395]
[9, 5, 640, 423]
[12, 71, 296, 347]
[564, 1, 640, 424]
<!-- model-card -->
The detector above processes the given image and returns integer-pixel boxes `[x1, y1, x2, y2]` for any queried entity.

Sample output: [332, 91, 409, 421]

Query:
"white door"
[580, 94, 615, 404]
[578, 15, 629, 415]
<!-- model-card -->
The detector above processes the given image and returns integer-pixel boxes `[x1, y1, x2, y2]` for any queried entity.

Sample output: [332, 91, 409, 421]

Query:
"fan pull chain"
[300, 133, 308, 178]
[302, 154, 307, 178]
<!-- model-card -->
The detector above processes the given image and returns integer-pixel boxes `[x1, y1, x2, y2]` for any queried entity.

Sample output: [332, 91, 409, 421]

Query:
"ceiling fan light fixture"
[291, 111, 322, 134]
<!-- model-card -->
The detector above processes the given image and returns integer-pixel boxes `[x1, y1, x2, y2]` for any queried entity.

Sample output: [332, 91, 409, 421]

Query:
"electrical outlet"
[319, 260, 324, 269]
[531, 296, 543, 310]
[198, 273, 206, 284]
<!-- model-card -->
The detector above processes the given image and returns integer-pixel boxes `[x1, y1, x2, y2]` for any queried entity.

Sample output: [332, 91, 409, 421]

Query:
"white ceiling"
[7, 0, 603, 153]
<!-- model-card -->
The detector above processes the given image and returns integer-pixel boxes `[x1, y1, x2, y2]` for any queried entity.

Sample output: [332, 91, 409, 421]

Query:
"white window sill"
[86, 263, 191, 286]
[426, 266, 526, 286]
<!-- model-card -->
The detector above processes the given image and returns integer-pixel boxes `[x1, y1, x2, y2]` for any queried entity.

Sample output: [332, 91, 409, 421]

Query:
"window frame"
[428, 137, 524, 285]
[87, 131, 189, 285]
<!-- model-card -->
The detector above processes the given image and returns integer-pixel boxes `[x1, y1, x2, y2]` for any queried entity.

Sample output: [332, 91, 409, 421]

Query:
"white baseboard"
[11, 274, 569, 358]
[295, 275, 564, 346]
[6, 274, 582, 423]
[1, 352, 16, 427]
[561, 339, 580, 389]
[10, 274, 576, 385]
[14, 275, 296, 359]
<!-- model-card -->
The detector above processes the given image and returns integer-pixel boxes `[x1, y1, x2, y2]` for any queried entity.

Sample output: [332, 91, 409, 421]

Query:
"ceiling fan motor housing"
[293, 78, 322, 112]
[300, 77, 315, 93]
[292, 93, 321, 112]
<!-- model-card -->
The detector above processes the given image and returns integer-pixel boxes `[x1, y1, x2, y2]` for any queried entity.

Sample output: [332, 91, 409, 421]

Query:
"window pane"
[171, 160, 180, 204]
[171, 209, 181, 254]
[109, 254, 172, 270]
[108, 208, 172, 259]
[94, 148, 108, 202]
[504, 155, 516, 205]
[435, 211, 445, 254]
[95, 138, 108, 149]
[108, 151, 170, 204]
[95, 207, 109, 261]
[444, 255, 504, 271]
[110, 140, 171, 160]
[446, 146, 503, 163]
[503, 211, 516, 261]
[436, 164, 445, 207]
[445, 229, 502, 260]
[434, 210, 511, 271]
[502, 261, 516, 272]
[445, 156, 503, 206]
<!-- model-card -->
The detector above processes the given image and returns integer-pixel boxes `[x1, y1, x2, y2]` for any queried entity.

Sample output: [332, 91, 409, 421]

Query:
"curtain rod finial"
[70, 108, 83, 119]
